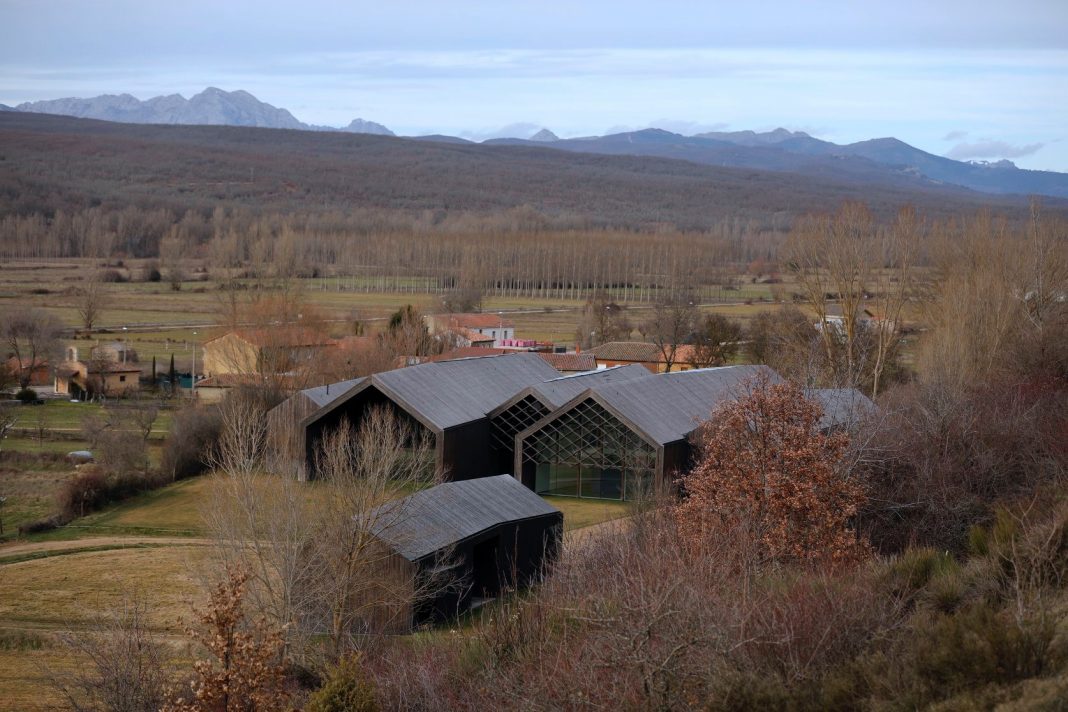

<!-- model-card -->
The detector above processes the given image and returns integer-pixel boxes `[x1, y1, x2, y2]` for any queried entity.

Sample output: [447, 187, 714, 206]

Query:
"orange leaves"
[677, 375, 869, 569]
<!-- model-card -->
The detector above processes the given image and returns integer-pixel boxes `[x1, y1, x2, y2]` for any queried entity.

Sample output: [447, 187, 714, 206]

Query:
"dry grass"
[0, 545, 202, 711]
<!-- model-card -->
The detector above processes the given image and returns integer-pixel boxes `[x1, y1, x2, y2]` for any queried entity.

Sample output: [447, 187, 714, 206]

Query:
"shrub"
[161, 405, 222, 479]
[15, 388, 38, 404]
[883, 548, 960, 603]
[900, 605, 1056, 706]
[57, 469, 110, 520]
[305, 655, 378, 712]
[17, 514, 65, 535]
[97, 268, 127, 283]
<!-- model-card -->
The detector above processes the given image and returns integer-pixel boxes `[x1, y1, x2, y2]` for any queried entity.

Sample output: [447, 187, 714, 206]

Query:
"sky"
[2, 0, 1067, 170]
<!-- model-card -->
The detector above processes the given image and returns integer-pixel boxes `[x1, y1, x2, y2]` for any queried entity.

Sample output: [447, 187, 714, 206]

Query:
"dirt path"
[0, 535, 210, 562]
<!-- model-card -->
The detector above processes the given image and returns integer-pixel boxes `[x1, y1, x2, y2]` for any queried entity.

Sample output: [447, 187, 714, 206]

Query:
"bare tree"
[0, 411, 13, 455]
[788, 202, 917, 396]
[46, 598, 168, 712]
[211, 388, 273, 476]
[204, 406, 451, 665]
[307, 408, 449, 659]
[0, 307, 62, 390]
[642, 293, 697, 372]
[77, 275, 111, 334]
[576, 292, 632, 348]
[687, 313, 742, 368]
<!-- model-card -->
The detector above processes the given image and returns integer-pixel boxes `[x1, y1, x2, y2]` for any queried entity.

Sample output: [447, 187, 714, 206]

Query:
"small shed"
[363, 475, 563, 629]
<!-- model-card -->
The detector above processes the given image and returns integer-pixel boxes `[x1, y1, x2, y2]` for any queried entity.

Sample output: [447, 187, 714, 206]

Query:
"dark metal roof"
[806, 388, 877, 430]
[531, 364, 653, 408]
[301, 378, 366, 408]
[371, 353, 560, 430]
[363, 475, 561, 562]
[588, 365, 781, 445]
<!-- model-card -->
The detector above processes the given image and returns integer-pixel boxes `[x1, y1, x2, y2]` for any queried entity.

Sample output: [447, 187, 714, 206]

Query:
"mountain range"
[11, 87, 393, 136]
[7, 88, 1066, 198]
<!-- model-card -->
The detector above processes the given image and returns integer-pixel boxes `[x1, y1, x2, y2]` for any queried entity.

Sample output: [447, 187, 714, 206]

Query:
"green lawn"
[3, 400, 172, 438]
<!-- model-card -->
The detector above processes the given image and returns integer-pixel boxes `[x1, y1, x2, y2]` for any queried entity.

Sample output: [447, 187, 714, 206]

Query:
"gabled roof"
[589, 341, 696, 364]
[530, 364, 653, 408]
[300, 377, 366, 408]
[536, 352, 596, 372]
[563, 365, 780, 446]
[363, 475, 560, 562]
[306, 353, 561, 433]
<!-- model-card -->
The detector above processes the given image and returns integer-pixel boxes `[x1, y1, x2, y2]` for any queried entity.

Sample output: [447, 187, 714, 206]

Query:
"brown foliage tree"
[164, 569, 290, 712]
[677, 376, 868, 568]
[687, 313, 743, 368]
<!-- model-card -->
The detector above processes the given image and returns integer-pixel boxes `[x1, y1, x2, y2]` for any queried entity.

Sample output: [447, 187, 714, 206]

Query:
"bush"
[305, 655, 378, 712]
[56, 468, 165, 521]
[899, 605, 1056, 706]
[17, 514, 65, 535]
[57, 469, 110, 520]
[97, 268, 127, 283]
[161, 404, 223, 479]
[15, 388, 38, 404]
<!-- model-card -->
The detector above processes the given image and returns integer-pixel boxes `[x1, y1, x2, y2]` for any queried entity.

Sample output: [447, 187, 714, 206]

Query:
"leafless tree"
[46, 597, 168, 712]
[576, 292, 632, 348]
[306, 409, 450, 659]
[0, 411, 14, 453]
[642, 293, 698, 372]
[211, 389, 271, 476]
[0, 307, 62, 390]
[788, 203, 919, 396]
[77, 275, 111, 334]
[687, 313, 743, 368]
[204, 406, 452, 665]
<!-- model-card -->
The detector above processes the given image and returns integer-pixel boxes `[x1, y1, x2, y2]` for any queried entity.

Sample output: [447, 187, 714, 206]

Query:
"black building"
[300, 353, 560, 480]
[364, 474, 563, 629]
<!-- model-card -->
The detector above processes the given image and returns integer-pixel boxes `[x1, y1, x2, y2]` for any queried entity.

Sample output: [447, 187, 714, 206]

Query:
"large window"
[524, 399, 655, 500]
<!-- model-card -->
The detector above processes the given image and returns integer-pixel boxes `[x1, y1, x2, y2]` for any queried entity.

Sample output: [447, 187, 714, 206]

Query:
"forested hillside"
[0, 112, 1057, 262]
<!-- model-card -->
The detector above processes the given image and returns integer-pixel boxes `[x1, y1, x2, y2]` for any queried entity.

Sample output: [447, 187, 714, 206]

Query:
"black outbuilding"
[300, 353, 561, 480]
[363, 474, 563, 629]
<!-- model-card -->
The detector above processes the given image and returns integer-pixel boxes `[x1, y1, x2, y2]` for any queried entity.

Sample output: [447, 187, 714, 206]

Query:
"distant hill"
[529, 128, 559, 142]
[13, 87, 394, 136]
[488, 127, 1068, 199]
[689, 128, 1068, 198]
[1, 112, 1056, 234]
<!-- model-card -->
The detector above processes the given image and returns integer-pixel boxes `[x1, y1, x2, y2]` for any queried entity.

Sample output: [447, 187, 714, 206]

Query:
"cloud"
[942, 129, 968, 141]
[946, 139, 1044, 160]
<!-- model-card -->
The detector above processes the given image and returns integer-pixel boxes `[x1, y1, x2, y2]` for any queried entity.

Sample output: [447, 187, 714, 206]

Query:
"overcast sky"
[2, 0, 1066, 170]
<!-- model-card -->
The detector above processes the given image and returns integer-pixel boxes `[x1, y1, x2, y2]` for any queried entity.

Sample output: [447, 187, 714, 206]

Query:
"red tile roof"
[536, 352, 596, 372]
[589, 341, 695, 364]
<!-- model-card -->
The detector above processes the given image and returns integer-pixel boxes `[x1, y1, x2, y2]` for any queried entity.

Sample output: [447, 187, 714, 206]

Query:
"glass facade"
[524, 399, 656, 500]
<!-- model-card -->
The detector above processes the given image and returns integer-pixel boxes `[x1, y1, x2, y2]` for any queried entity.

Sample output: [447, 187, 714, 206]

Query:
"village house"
[201, 328, 337, 377]
[425, 313, 516, 348]
[587, 341, 698, 372]
[54, 346, 141, 398]
[4, 356, 50, 389]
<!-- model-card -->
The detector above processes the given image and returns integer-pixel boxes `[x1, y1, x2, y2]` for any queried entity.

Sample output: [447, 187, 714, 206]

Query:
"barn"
[363, 474, 563, 629]
[300, 353, 560, 481]
[265, 377, 365, 479]
[512, 365, 874, 500]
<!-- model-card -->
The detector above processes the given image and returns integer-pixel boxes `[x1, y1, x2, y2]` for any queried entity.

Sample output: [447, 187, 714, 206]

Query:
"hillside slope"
[0, 112, 1056, 231]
